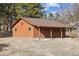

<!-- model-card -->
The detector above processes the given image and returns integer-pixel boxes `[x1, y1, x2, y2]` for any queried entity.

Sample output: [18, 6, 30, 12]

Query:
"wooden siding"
[33, 27, 65, 38]
[12, 19, 34, 37]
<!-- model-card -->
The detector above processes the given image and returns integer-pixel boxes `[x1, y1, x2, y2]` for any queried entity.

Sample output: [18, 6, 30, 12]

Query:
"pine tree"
[0, 3, 45, 32]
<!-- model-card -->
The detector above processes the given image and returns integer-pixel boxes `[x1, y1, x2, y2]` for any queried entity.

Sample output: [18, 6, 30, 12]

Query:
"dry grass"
[0, 37, 79, 56]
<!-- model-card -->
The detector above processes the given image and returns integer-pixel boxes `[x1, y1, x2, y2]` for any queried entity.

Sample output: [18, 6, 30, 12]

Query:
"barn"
[11, 17, 70, 38]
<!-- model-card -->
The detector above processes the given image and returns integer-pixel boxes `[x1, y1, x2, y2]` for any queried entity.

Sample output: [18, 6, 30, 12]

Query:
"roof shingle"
[11, 17, 71, 28]
[22, 18, 70, 28]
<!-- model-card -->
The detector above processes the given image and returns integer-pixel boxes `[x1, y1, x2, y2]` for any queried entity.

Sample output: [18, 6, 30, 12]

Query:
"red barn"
[11, 17, 70, 38]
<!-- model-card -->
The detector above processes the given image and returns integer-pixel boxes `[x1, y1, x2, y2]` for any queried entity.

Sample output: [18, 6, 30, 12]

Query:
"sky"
[42, 3, 72, 14]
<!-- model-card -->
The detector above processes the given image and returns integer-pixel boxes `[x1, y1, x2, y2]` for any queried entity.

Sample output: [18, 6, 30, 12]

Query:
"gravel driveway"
[0, 37, 79, 56]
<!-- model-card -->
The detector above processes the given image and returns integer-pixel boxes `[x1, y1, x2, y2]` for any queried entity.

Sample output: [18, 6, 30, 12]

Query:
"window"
[29, 27, 31, 31]
[15, 28, 17, 31]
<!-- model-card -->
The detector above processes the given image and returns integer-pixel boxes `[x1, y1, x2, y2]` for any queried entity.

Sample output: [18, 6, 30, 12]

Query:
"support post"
[60, 28, 63, 38]
[50, 28, 52, 38]
[69, 28, 71, 38]
[39, 27, 40, 40]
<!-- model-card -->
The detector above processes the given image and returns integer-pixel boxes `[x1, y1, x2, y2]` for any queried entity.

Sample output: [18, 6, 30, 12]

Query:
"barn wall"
[33, 26, 39, 38]
[33, 27, 50, 38]
[33, 27, 65, 38]
[62, 28, 65, 38]
[40, 27, 50, 38]
[52, 28, 65, 38]
[52, 28, 60, 38]
[12, 19, 34, 37]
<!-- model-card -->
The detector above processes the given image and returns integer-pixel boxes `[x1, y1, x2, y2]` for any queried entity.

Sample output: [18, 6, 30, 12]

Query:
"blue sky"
[42, 3, 72, 14]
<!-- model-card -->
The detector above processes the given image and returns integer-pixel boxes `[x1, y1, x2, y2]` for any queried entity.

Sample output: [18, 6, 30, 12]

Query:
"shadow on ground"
[0, 44, 9, 51]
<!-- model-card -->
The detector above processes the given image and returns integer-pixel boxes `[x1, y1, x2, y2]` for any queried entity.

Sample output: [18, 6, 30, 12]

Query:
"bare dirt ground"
[0, 37, 79, 56]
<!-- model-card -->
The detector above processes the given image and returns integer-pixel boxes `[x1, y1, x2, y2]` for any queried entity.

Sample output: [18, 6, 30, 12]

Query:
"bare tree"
[57, 3, 79, 37]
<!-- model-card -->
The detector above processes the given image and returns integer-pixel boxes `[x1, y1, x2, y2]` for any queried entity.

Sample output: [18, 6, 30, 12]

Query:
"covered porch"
[38, 27, 65, 38]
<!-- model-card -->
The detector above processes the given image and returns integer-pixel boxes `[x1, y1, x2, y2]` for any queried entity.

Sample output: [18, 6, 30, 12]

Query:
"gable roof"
[11, 17, 71, 28]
